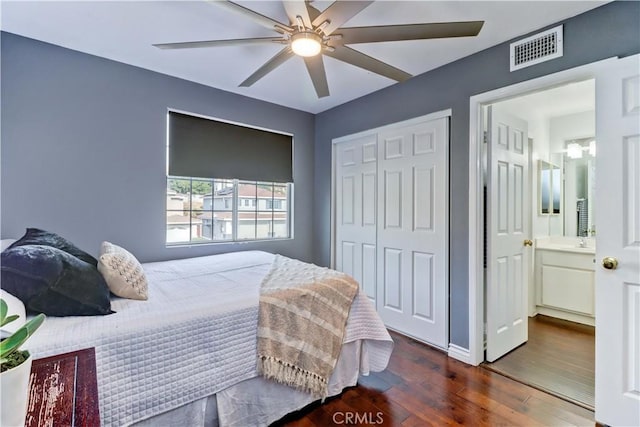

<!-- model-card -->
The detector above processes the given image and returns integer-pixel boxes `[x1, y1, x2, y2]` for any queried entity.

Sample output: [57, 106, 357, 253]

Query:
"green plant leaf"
[0, 299, 7, 325]
[0, 327, 28, 359]
[24, 313, 45, 336]
[0, 299, 20, 327]
[1, 314, 19, 328]
[0, 313, 45, 359]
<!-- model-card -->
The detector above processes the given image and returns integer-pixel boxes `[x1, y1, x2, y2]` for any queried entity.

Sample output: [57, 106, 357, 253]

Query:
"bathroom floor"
[483, 315, 595, 409]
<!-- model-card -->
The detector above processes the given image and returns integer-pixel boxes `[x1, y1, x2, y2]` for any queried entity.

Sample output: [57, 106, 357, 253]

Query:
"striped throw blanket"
[257, 255, 359, 398]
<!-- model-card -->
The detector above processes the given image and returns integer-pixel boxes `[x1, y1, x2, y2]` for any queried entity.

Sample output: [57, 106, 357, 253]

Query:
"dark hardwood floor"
[484, 315, 595, 409]
[274, 330, 595, 426]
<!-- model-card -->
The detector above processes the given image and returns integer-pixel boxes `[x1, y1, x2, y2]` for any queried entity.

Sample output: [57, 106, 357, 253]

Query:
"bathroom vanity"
[534, 237, 596, 326]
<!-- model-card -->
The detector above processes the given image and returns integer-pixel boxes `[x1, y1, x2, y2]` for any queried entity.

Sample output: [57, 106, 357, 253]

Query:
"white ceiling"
[1, 1, 609, 113]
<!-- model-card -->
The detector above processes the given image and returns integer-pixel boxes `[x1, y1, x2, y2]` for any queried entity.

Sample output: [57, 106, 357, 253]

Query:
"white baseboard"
[536, 306, 595, 326]
[448, 343, 472, 365]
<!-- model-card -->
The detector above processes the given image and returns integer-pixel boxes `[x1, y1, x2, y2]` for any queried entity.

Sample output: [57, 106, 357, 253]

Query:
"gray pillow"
[1, 245, 113, 316]
[8, 228, 98, 267]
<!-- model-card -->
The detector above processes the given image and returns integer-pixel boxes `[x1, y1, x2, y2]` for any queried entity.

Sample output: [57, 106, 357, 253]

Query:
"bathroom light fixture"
[291, 31, 322, 57]
[567, 143, 583, 159]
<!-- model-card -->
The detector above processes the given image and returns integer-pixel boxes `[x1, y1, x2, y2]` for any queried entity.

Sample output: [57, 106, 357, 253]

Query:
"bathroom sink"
[536, 243, 595, 254]
[535, 237, 596, 253]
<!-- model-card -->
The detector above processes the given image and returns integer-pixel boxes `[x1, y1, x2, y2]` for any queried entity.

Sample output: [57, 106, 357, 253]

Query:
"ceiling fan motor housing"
[291, 31, 323, 57]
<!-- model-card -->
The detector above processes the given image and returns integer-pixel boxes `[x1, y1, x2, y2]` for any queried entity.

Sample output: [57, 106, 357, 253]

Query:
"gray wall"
[1, 32, 316, 263]
[313, 1, 640, 349]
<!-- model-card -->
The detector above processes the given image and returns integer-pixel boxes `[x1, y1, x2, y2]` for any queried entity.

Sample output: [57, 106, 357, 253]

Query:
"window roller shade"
[168, 111, 293, 183]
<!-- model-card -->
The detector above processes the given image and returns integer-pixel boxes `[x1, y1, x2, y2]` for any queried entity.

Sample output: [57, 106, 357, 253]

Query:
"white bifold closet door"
[335, 133, 378, 302]
[335, 114, 449, 349]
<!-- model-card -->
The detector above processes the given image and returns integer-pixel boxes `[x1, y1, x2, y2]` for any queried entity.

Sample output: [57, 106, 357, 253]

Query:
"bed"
[22, 250, 393, 426]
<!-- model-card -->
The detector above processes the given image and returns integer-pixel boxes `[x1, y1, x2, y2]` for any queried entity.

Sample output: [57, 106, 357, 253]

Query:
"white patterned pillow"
[98, 241, 148, 300]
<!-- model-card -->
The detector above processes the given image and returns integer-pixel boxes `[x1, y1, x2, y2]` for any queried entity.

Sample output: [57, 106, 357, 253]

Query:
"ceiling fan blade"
[336, 21, 485, 44]
[209, 0, 292, 33]
[282, 1, 312, 28]
[240, 47, 295, 87]
[312, 1, 373, 36]
[154, 37, 285, 50]
[306, 3, 322, 22]
[304, 55, 330, 98]
[325, 45, 411, 82]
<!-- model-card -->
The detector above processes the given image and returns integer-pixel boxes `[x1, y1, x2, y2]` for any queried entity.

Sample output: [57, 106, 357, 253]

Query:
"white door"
[594, 54, 640, 427]
[335, 133, 378, 302]
[376, 117, 449, 348]
[486, 105, 531, 362]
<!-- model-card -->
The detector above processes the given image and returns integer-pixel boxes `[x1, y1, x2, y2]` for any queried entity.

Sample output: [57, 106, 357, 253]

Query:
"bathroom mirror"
[561, 137, 596, 236]
[539, 160, 561, 215]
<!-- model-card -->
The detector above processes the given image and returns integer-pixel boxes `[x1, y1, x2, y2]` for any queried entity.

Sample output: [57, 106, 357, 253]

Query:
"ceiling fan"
[154, 1, 484, 98]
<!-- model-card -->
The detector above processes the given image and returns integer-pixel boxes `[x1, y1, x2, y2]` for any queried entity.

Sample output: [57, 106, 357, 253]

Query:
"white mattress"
[26, 251, 393, 426]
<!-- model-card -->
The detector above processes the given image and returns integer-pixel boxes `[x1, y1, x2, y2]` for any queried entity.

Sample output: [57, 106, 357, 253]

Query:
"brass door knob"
[602, 257, 618, 270]
[524, 239, 533, 247]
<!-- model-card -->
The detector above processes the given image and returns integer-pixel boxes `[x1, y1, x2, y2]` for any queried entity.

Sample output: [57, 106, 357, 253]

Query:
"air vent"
[510, 25, 563, 72]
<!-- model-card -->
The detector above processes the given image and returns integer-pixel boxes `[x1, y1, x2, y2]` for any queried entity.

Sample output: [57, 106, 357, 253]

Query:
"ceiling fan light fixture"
[291, 31, 322, 57]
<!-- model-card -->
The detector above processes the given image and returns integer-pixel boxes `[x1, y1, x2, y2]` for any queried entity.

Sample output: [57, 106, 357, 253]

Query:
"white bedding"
[26, 251, 393, 426]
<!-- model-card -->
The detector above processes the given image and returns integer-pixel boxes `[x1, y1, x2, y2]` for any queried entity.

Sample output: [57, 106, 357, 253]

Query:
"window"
[166, 178, 292, 244]
[166, 111, 294, 245]
[266, 199, 283, 210]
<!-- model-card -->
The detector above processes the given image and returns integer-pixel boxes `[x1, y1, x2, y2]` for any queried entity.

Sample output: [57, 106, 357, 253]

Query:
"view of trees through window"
[166, 177, 291, 244]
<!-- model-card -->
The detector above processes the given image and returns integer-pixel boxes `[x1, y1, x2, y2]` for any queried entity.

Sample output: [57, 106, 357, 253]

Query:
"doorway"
[481, 80, 596, 408]
[485, 315, 595, 408]
[468, 55, 640, 427]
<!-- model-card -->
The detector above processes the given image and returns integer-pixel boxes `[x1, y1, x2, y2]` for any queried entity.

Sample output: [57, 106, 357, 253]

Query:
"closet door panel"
[384, 170, 403, 229]
[412, 251, 435, 321]
[362, 173, 377, 226]
[376, 116, 449, 349]
[413, 166, 435, 232]
[335, 134, 378, 304]
[383, 247, 403, 311]
[362, 243, 377, 300]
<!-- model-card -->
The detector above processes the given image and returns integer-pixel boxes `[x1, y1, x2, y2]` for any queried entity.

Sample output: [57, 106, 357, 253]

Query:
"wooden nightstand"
[25, 348, 100, 427]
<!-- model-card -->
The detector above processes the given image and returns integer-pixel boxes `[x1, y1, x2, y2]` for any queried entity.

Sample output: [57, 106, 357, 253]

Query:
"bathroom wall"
[529, 117, 552, 239]
[527, 116, 551, 316]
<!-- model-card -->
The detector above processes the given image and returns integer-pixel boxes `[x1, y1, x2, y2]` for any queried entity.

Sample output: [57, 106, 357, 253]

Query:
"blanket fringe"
[257, 355, 328, 398]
